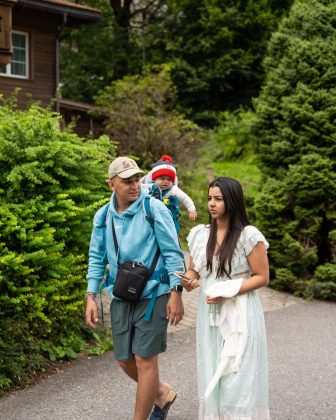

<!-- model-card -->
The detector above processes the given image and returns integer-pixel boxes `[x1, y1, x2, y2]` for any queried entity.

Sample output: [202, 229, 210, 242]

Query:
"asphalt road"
[0, 300, 335, 420]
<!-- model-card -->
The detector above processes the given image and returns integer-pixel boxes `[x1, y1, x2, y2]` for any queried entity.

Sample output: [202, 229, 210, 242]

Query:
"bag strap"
[111, 218, 119, 260]
[111, 217, 160, 273]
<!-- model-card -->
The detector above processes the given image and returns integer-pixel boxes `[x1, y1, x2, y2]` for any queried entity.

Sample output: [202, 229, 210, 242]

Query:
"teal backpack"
[147, 184, 181, 233]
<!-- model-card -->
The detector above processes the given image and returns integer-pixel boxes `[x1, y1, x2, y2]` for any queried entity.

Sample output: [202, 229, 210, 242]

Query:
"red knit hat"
[151, 163, 176, 182]
[160, 154, 173, 163]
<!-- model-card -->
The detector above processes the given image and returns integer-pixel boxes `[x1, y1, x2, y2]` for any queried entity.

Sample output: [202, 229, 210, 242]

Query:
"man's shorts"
[110, 294, 169, 361]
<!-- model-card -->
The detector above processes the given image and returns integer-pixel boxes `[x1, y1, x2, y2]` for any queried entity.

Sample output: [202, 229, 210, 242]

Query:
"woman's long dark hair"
[206, 177, 250, 278]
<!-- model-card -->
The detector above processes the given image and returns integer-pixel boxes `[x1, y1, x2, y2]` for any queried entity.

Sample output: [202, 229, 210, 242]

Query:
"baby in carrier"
[141, 155, 197, 233]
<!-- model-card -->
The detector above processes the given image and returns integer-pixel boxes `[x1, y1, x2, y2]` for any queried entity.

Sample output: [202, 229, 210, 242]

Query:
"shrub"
[0, 102, 113, 392]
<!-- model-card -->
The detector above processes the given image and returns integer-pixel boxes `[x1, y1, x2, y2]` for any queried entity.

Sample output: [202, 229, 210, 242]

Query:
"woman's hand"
[205, 295, 223, 304]
[183, 277, 200, 292]
[174, 270, 200, 292]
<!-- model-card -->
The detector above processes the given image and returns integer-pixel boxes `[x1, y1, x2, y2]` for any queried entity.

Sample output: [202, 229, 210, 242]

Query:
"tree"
[95, 66, 204, 168]
[252, 0, 336, 299]
[60, 0, 292, 122]
[60, 0, 141, 102]
[155, 0, 292, 124]
[60, 0, 165, 102]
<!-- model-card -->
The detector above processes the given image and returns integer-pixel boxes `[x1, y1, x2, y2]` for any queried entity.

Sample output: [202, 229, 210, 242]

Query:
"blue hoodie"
[86, 188, 184, 299]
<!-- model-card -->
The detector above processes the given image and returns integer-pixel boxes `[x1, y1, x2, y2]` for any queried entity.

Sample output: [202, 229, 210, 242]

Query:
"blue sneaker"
[149, 390, 177, 420]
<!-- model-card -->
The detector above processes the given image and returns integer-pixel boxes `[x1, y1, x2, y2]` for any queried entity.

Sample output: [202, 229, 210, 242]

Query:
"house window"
[0, 31, 28, 78]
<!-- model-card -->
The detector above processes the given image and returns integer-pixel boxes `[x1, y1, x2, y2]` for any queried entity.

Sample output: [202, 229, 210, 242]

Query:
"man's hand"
[166, 292, 184, 326]
[85, 294, 99, 328]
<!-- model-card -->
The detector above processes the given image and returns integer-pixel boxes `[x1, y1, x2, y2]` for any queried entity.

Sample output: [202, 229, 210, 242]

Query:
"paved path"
[1, 285, 335, 420]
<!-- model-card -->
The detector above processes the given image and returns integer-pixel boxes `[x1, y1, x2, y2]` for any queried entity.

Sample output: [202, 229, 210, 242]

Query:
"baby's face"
[154, 176, 173, 190]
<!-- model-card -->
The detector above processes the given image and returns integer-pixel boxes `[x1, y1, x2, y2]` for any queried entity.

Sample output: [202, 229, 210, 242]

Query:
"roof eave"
[17, 0, 102, 22]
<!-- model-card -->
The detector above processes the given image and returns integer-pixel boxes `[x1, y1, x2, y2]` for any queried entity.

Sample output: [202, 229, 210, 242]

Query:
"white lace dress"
[187, 224, 270, 420]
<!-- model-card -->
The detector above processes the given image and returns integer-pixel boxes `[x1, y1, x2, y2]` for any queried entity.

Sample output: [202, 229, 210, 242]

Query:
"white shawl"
[204, 279, 248, 399]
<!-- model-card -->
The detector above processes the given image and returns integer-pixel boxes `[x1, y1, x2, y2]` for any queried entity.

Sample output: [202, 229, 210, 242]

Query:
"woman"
[183, 177, 270, 419]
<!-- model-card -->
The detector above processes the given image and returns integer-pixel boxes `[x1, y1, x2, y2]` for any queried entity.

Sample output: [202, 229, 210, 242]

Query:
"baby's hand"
[189, 210, 197, 221]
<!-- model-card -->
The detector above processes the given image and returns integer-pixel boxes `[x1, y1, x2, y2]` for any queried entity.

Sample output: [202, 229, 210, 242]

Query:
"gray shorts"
[110, 294, 169, 361]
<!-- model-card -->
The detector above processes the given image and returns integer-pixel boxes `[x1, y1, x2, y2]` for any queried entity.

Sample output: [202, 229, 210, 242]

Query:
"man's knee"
[118, 358, 134, 372]
[134, 354, 158, 372]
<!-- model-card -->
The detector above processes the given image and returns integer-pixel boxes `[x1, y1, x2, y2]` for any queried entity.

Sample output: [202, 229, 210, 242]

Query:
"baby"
[142, 155, 197, 221]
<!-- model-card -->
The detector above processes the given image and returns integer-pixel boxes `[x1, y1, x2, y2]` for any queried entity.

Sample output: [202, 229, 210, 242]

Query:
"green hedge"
[0, 103, 113, 392]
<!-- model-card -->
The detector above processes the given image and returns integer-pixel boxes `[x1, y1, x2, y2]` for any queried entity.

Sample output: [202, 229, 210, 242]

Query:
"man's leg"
[116, 295, 174, 419]
[119, 356, 173, 420]
[118, 357, 138, 381]
[133, 354, 159, 420]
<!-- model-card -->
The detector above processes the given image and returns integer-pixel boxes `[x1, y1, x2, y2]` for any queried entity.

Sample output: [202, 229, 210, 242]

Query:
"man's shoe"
[149, 390, 177, 420]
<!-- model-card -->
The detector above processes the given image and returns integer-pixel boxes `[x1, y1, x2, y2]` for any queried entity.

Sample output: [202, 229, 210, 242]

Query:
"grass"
[211, 160, 261, 196]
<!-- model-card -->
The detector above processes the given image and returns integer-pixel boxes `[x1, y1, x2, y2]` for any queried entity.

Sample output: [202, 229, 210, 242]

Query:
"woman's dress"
[187, 224, 270, 420]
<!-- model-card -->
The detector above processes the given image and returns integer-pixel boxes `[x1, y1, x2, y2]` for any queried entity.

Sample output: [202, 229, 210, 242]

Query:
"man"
[85, 157, 185, 420]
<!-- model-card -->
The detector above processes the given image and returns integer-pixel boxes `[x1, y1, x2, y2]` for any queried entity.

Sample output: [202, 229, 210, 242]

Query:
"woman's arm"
[181, 256, 200, 291]
[238, 241, 269, 295]
[206, 241, 269, 304]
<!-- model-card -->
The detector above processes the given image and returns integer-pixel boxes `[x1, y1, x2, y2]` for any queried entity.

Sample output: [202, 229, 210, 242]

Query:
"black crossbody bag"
[112, 219, 160, 302]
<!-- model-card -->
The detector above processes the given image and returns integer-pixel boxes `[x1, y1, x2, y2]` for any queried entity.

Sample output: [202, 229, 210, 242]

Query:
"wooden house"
[0, 0, 104, 137]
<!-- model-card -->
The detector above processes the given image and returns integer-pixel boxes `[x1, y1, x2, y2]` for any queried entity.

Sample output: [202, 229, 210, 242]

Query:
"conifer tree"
[253, 0, 336, 299]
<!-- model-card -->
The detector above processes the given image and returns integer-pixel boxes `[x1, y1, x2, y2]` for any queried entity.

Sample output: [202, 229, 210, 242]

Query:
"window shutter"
[0, 2, 14, 65]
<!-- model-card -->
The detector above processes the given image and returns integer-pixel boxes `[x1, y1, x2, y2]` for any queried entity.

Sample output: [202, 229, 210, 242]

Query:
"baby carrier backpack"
[147, 184, 181, 233]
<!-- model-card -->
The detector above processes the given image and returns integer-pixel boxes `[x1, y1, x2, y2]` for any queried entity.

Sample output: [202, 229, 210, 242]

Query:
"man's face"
[108, 174, 141, 209]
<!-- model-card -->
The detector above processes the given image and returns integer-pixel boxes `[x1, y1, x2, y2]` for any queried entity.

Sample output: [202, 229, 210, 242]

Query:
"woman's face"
[208, 186, 226, 220]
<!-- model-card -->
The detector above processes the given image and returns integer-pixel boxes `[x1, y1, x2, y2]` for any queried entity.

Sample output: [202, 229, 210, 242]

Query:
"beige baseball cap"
[107, 157, 145, 179]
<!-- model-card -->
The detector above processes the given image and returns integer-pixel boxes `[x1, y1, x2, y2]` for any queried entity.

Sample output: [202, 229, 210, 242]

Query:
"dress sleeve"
[187, 224, 207, 273]
[243, 225, 269, 256]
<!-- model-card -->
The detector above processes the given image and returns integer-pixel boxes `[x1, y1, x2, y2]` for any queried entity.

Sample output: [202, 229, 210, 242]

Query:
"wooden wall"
[60, 107, 105, 139]
[0, 6, 105, 139]
[0, 7, 59, 107]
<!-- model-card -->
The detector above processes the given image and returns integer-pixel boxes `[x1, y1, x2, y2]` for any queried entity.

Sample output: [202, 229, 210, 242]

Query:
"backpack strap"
[96, 202, 111, 326]
[101, 202, 111, 224]
[150, 183, 162, 200]
[142, 195, 155, 227]
[142, 195, 171, 321]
